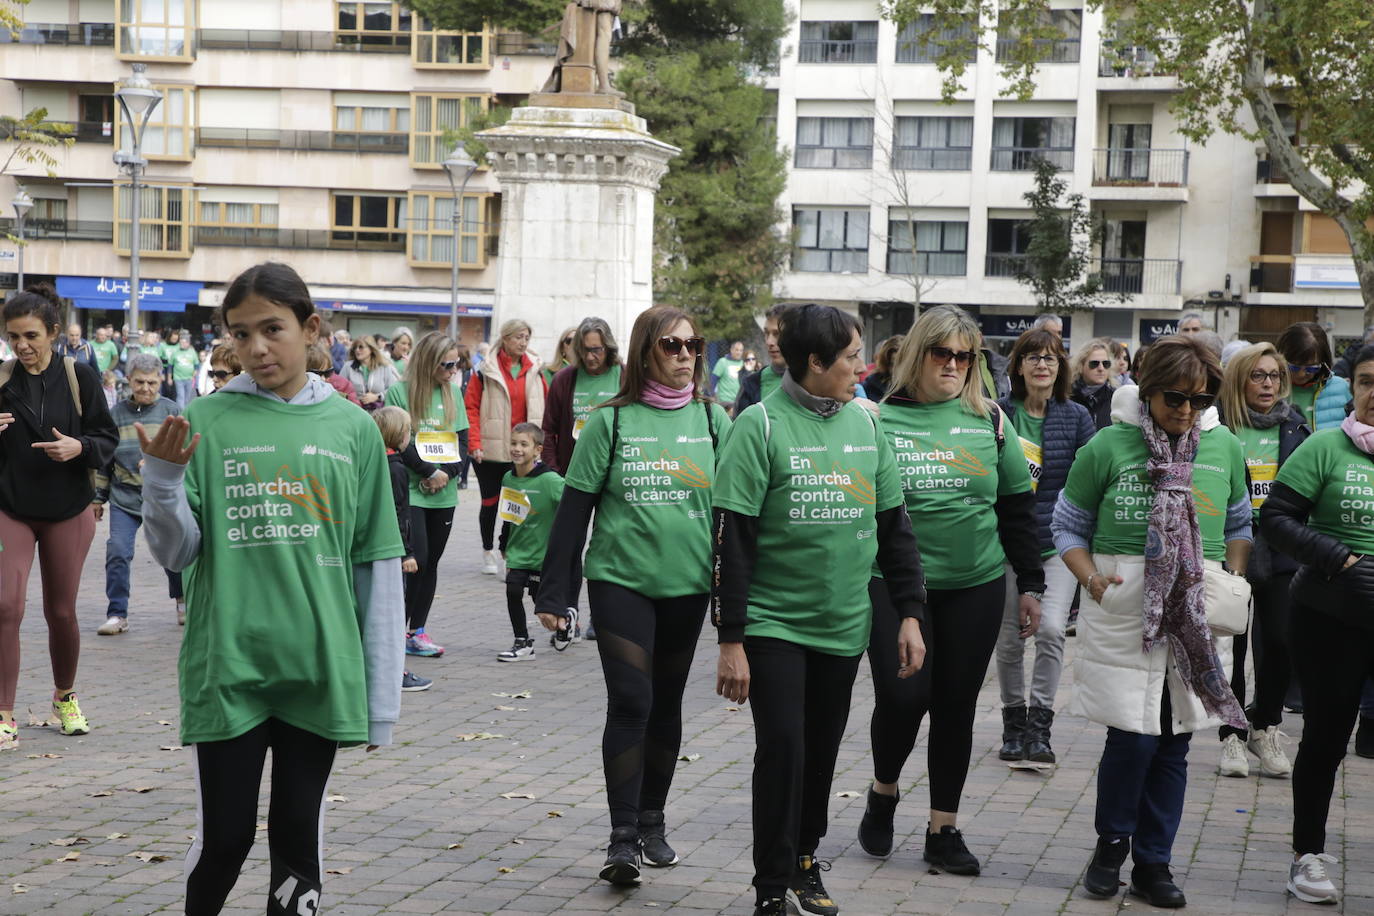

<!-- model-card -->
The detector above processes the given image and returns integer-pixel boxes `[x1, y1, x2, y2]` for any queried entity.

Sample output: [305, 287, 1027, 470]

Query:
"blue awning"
[321, 299, 492, 317]
[57, 276, 203, 313]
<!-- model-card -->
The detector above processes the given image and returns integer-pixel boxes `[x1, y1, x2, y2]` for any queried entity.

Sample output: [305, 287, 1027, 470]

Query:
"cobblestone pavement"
[3, 497, 1371, 915]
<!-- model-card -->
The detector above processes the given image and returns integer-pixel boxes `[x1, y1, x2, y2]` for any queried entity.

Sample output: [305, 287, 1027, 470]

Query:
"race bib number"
[1247, 459, 1277, 509]
[498, 486, 532, 525]
[415, 431, 459, 462]
[572, 415, 587, 440]
[1019, 436, 1043, 493]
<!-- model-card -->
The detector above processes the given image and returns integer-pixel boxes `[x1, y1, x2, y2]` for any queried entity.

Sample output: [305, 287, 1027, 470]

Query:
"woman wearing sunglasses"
[1213, 343, 1308, 781]
[536, 306, 731, 887]
[542, 326, 579, 389]
[856, 305, 1042, 879]
[1276, 322, 1350, 431]
[465, 319, 547, 576]
[341, 335, 401, 411]
[384, 332, 470, 659]
[1071, 338, 1121, 431]
[207, 343, 241, 392]
[1054, 335, 1251, 908]
[991, 328, 1096, 768]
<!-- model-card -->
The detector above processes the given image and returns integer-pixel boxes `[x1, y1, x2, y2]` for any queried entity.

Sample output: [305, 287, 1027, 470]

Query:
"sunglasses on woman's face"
[210, 369, 234, 380]
[1086, 359, 1112, 370]
[658, 336, 705, 357]
[1159, 390, 1216, 410]
[309, 368, 334, 378]
[1287, 363, 1323, 375]
[928, 345, 975, 367]
[561, 337, 574, 346]
[438, 360, 460, 370]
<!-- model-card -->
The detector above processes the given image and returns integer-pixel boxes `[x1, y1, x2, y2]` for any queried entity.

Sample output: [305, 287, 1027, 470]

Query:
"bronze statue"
[541, 0, 624, 96]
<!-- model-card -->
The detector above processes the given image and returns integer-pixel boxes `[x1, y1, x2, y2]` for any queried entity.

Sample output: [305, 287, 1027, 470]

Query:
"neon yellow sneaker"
[0, 720, 17, 751]
[52, 693, 90, 736]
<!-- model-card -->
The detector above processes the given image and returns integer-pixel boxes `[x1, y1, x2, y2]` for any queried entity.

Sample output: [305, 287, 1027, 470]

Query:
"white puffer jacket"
[1070, 386, 1234, 736]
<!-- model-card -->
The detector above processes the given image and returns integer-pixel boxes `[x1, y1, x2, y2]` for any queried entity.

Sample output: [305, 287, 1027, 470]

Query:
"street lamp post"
[11, 187, 32, 291]
[114, 62, 162, 348]
[442, 143, 478, 336]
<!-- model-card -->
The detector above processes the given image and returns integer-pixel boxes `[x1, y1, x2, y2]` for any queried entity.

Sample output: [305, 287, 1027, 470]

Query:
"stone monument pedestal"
[478, 104, 679, 360]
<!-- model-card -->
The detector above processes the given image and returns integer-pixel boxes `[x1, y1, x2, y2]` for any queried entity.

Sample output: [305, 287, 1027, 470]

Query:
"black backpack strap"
[987, 400, 1006, 455]
[704, 399, 717, 449]
[601, 405, 620, 493]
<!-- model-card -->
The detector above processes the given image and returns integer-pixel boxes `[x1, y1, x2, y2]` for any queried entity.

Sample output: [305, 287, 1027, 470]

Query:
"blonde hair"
[499, 318, 532, 345]
[405, 331, 460, 429]
[1071, 337, 1119, 386]
[888, 305, 989, 417]
[372, 405, 412, 451]
[306, 343, 333, 372]
[210, 342, 241, 375]
[351, 334, 393, 371]
[1219, 342, 1290, 430]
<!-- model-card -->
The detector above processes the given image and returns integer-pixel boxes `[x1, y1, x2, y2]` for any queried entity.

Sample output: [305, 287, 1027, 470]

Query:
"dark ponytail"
[3, 281, 64, 333]
[221, 262, 316, 327]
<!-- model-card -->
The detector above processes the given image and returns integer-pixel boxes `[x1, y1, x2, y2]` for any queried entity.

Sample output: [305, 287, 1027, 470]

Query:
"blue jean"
[1095, 689, 1192, 865]
[105, 505, 182, 616]
[174, 378, 196, 407]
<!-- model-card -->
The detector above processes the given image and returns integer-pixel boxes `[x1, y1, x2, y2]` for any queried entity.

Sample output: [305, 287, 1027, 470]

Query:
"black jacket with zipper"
[1261, 480, 1374, 628]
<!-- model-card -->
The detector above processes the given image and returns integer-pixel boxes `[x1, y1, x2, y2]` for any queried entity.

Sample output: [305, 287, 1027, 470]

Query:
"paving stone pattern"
[2, 498, 1371, 914]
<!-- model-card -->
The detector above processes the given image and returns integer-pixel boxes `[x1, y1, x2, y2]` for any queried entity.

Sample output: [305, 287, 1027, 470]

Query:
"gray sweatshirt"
[140, 372, 405, 746]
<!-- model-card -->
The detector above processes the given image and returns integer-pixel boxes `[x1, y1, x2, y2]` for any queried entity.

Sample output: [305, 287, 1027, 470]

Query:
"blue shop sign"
[57, 276, 203, 313]
[978, 314, 1072, 338]
[323, 299, 493, 317]
[1139, 318, 1179, 343]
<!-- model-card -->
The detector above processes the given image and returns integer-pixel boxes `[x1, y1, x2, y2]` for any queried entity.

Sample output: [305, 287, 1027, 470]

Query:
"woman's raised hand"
[136, 415, 201, 466]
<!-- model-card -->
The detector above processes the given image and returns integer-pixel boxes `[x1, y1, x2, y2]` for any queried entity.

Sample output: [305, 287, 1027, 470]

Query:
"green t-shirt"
[879, 398, 1033, 589]
[1290, 384, 1316, 428]
[178, 392, 404, 745]
[713, 356, 744, 403]
[1234, 425, 1280, 517]
[499, 467, 565, 571]
[91, 339, 120, 373]
[171, 346, 199, 381]
[1273, 428, 1374, 554]
[1061, 423, 1248, 561]
[393, 357, 407, 377]
[760, 366, 783, 402]
[570, 365, 622, 441]
[1009, 400, 1046, 495]
[713, 393, 904, 656]
[157, 341, 175, 367]
[383, 381, 469, 509]
[565, 400, 732, 599]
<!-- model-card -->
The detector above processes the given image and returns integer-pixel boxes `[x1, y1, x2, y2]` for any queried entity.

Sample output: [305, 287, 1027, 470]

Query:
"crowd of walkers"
[1, 268, 1372, 915]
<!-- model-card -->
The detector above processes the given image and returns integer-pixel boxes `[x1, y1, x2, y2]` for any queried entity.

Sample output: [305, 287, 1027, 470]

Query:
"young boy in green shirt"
[497, 422, 566, 661]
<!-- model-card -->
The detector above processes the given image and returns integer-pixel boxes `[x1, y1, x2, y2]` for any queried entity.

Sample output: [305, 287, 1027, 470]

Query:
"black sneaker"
[497, 637, 536, 662]
[638, 810, 678, 866]
[1083, 836, 1129, 897]
[401, 670, 433, 692]
[923, 825, 980, 875]
[598, 827, 641, 885]
[753, 898, 786, 916]
[1128, 863, 1186, 908]
[858, 788, 899, 857]
[551, 609, 577, 652]
[788, 856, 838, 916]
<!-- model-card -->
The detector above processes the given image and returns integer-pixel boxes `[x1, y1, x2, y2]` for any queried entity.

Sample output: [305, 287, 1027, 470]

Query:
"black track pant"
[867, 574, 1006, 812]
[747, 635, 862, 901]
[1220, 572, 1294, 740]
[475, 460, 514, 551]
[404, 505, 454, 631]
[186, 718, 337, 915]
[506, 568, 538, 640]
[587, 580, 706, 831]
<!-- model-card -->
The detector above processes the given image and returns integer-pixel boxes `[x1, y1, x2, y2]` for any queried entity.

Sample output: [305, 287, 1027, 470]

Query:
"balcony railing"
[0, 218, 113, 241]
[1250, 256, 1295, 293]
[1093, 258, 1181, 295]
[994, 36, 1080, 63]
[986, 253, 1028, 278]
[2, 22, 116, 46]
[0, 119, 111, 143]
[1098, 42, 1175, 77]
[196, 28, 410, 52]
[193, 227, 406, 252]
[494, 31, 556, 55]
[798, 39, 878, 64]
[795, 146, 873, 169]
[1255, 151, 1293, 185]
[990, 147, 1073, 171]
[892, 147, 972, 171]
[1091, 148, 1189, 186]
[196, 127, 407, 154]
[793, 248, 869, 273]
[887, 251, 967, 276]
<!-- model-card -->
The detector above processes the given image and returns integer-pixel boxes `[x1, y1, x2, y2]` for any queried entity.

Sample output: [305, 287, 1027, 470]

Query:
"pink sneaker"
[405, 632, 445, 657]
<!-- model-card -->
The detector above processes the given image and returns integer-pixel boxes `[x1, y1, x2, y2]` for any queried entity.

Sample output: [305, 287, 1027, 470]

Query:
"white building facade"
[769, 0, 1369, 354]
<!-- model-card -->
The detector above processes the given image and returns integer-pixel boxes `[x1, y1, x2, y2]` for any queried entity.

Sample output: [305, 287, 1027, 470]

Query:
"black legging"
[474, 459, 514, 551]
[747, 635, 862, 900]
[867, 574, 1006, 812]
[186, 718, 336, 915]
[587, 580, 706, 830]
[505, 569, 537, 640]
[1220, 572, 1294, 741]
[405, 505, 454, 631]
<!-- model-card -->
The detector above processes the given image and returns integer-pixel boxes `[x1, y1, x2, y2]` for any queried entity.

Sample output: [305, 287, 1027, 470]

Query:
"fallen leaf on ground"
[26, 753, 61, 759]
[12, 884, 28, 894]
[445, 843, 463, 850]
[725, 707, 740, 712]
[678, 753, 701, 762]
[646, 904, 660, 908]
[327, 795, 348, 803]
[511, 839, 524, 845]
[57, 852, 80, 862]
[499, 792, 535, 800]
[128, 851, 170, 863]
[26, 710, 53, 727]
[131, 786, 155, 793]
[50, 837, 88, 847]
[834, 791, 860, 798]
[325, 867, 352, 875]
[156, 720, 173, 726]
[546, 811, 563, 818]
[490, 690, 532, 699]
[455, 733, 504, 742]
[159, 745, 183, 752]
[497, 867, 514, 874]
[256, 823, 268, 831]
[106, 833, 129, 840]
[89, 790, 113, 798]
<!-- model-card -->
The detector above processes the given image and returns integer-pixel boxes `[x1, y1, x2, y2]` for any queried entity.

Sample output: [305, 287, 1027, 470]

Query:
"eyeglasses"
[583, 346, 606, 355]
[1287, 363, 1324, 375]
[1086, 359, 1113, 370]
[309, 368, 334, 378]
[438, 360, 460, 370]
[658, 336, 705, 357]
[209, 369, 234, 381]
[928, 346, 975, 367]
[1159, 390, 1216, 410]
[1022, 354, 1057, 366]
[1248, 370, 1282, 384]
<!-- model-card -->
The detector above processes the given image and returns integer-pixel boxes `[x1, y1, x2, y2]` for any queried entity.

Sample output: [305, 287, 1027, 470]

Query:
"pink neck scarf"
[642, 378, 694, 409]
[1342, 412, 1374, 455]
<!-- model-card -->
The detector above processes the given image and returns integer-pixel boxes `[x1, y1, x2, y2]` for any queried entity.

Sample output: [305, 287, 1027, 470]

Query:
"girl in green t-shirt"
[138, 262, 405, 915]
[535, 306, 731, 889]
[712, 304, 927, 916]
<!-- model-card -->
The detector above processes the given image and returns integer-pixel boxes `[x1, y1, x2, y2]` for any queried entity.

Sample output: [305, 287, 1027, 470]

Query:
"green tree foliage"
[3, 0, 30, 37]
[404, 0, 790, 339]
[883, 0, 1374, 325]
[1015, 158, 1118, 313]
[1, 107, 75, 179]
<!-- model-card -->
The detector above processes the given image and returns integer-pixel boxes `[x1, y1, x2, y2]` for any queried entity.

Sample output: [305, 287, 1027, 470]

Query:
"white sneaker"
[1288, 852, 1340, 904]
[97, 615, 129, 635]
[1218, 733, 1249, 777]
[482, 550, 500, 575]
[1246, 725, 1292, 778]
[497, 638, 535, 662]
[176, 600, 186, 626]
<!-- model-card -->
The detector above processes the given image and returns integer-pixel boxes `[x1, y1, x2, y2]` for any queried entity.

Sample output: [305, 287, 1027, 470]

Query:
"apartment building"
[769, 0, 1369, 353]
[0, 0, 557, 347]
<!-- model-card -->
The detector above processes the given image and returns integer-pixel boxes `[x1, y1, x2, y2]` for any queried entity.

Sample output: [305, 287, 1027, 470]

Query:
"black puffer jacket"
[1261, 480, 1374, 628]
[1070, 379, 1114, 430]
[997, 395, 1096, 553]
